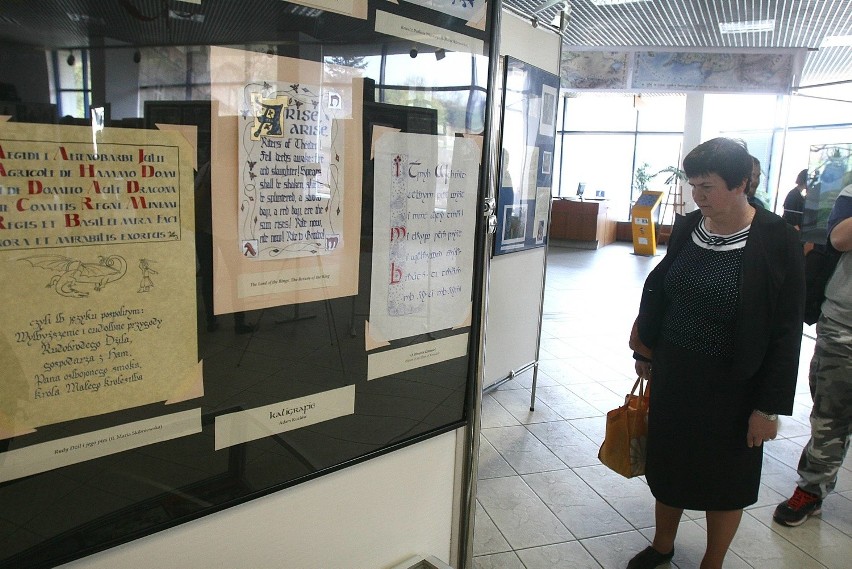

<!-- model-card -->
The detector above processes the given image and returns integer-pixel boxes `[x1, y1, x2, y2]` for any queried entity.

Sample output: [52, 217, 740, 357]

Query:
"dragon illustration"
[21, 254, 127, 298]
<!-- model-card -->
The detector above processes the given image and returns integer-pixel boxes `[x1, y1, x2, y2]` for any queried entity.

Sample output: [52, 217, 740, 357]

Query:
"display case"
[0, 2, 497, 567]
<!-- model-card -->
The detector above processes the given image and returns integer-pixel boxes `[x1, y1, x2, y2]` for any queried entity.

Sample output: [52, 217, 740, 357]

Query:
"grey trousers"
[797, 314, 852, 498]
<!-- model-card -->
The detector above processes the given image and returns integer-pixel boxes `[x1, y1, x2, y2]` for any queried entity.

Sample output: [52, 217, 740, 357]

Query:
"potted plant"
[633, 162, 653, 193]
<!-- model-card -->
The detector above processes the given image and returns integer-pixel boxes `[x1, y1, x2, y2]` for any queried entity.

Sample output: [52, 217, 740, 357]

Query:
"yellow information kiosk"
[631, 191, 664, 256]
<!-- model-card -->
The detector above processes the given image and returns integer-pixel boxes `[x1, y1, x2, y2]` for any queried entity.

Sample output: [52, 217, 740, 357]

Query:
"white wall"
[483, 12, 560, 387]
[61, 430, 459, 569]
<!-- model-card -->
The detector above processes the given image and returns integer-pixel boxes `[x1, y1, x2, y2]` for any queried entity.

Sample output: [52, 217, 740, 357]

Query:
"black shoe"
[773, 487, 823, 527]
[627, 546, 674, 569]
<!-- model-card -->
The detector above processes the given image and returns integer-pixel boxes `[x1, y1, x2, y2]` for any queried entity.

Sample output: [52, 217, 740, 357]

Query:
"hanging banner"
[400, 0, 482, 21]
[375, 11, 485, 55]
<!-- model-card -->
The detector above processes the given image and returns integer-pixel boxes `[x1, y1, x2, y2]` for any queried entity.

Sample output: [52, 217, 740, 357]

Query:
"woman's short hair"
[682, 137, 753, 191]
[796, 169, 809, 186]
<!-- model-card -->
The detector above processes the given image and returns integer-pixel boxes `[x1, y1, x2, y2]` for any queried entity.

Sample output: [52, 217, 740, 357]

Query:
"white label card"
[214, 385, 355, 450]
[0, 409, 202, 483]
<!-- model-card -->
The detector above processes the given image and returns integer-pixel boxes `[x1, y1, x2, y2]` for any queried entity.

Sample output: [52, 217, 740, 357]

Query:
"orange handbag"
[598, 377, 649, 478]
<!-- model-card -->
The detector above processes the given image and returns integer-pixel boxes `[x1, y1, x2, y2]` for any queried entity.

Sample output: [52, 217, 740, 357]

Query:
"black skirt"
[646, 339, 763, 510]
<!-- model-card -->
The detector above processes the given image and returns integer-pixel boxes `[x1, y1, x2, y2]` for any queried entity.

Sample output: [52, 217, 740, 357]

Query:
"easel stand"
[657, 182, 685, 245]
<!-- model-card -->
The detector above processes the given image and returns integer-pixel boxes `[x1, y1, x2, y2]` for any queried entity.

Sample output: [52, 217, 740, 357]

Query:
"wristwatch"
[754, 409, 778, 421]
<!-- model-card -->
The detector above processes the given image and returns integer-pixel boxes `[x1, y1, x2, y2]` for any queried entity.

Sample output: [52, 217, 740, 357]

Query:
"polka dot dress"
[644, 217, 763, 511]
[662, 218, 749, 358]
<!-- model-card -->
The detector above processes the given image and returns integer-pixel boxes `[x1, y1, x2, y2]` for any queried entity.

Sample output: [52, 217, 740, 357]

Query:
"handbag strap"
[630, 376, 645, 398]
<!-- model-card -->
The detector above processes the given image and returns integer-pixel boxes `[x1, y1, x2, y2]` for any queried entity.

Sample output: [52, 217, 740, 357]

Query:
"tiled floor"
[473, 242, 852, 569]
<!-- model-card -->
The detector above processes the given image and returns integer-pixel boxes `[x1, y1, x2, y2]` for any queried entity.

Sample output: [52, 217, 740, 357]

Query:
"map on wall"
[631, 51, 797, 93]
[560, 50, 629, 90]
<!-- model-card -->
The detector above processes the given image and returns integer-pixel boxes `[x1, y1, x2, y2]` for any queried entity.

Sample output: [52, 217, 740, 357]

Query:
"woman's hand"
[747, 411, 778, 447]
[634, 359, 652, 380]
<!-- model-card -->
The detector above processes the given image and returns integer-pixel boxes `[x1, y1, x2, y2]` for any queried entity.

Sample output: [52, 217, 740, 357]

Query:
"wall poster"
[368, 132, 479, 345]
[209, 46, 363, 314]
[802, 143, 852, 244]
[0, 121, 201, 478]
[494, 56, 560, 255]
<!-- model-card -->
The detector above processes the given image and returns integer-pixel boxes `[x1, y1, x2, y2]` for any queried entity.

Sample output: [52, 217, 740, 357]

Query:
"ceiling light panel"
[719, 19, 775, 34]
[821, 35, 852, 48]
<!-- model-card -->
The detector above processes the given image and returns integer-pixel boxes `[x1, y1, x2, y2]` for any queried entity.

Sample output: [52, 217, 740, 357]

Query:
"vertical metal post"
[457, 1, 502, 567]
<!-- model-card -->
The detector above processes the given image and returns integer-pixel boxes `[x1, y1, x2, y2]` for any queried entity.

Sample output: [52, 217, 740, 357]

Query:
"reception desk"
[549, 197, 617, 249]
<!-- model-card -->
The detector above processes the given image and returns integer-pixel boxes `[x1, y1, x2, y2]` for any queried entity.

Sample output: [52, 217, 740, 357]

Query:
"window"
[554, 93, 686, 221]
[373, 52, 488, 135]
[50, 49, 90, 118]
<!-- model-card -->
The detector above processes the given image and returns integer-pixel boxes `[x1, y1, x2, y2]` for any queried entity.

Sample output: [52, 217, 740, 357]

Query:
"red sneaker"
[773, 487, 822, 527]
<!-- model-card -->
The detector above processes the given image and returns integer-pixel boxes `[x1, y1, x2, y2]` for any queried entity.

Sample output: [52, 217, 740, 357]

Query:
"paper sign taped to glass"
[367, 132, 479, 345]
[210, 47, 363, 314]
[0, 122, 201, 439]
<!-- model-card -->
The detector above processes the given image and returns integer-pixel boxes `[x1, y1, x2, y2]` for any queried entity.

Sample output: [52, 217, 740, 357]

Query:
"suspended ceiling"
[1, 1, 850, 90]
[505, 0, 852, 89]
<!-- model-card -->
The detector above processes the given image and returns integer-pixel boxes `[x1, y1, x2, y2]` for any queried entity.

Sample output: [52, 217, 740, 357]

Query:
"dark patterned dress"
[645, 218, 764, 510]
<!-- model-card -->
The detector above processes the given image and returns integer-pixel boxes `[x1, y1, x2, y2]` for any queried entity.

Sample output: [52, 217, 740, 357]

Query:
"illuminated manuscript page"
[210, 47, 362, 313]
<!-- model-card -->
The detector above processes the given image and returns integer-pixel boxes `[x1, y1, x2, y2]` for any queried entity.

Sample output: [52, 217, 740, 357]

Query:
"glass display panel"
[0, 2, 494, 567]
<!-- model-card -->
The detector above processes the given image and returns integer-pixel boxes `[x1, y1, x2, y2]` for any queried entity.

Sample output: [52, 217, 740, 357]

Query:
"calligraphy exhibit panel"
[210, 47, 363, 314]
[368, 132, 479, 344]
[0, 122, 201, 480]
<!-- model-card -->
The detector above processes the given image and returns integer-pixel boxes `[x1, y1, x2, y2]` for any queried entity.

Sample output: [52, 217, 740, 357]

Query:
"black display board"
[0, 2, 494, 567]
[493, 56, 560, 255]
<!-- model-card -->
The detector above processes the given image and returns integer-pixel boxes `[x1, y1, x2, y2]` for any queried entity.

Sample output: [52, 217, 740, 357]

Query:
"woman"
[627, 138, 805, 569]
[782, 169, 809, 229]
